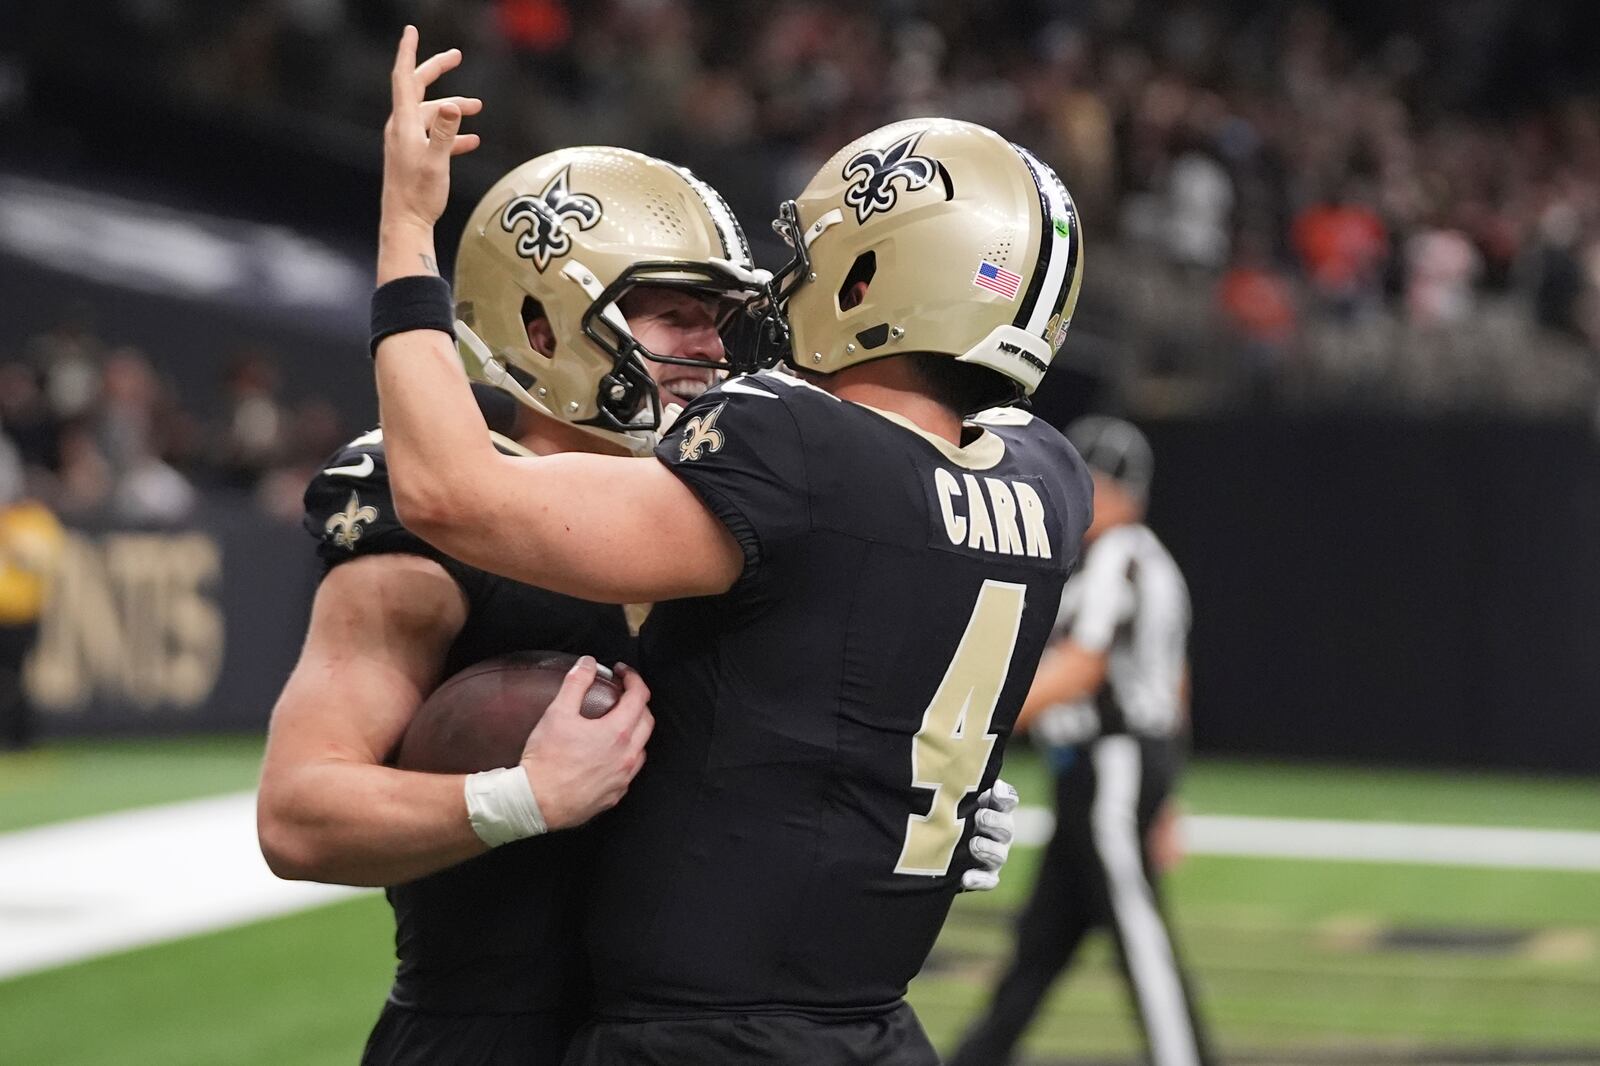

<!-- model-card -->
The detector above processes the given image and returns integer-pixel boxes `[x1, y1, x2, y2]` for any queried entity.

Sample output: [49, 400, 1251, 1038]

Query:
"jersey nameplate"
[931, 468, 1052, 560]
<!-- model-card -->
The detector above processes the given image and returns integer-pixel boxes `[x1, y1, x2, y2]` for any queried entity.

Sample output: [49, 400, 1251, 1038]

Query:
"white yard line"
[2, 794, 1597, 985]
[1185, 814, 1600, 871]
[0, 792, 368, 981]
[1014, 807, 1600, 870]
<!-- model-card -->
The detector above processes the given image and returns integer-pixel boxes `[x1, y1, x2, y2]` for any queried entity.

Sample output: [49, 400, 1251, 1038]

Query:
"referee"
[950, 416, 1214, 1066]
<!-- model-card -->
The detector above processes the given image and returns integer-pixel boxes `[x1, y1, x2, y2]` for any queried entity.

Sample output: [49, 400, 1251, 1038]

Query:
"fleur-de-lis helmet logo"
[325, 492, 379, 551]
[677, 403, 727, 462]
[841, 131, 939, 224]
[500, 166, 603, 272]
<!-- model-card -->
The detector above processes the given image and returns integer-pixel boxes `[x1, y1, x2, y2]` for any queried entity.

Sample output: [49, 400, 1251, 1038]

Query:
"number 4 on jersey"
[896, 579, 1028, 876]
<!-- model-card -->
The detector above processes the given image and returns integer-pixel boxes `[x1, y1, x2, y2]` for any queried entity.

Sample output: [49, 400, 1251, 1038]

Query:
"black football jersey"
[583, 372, 1093, 1017]
[303, 428, 634, 1016]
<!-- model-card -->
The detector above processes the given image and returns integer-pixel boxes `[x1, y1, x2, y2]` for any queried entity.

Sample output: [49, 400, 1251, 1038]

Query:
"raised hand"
[520, 656, 655, 830]
[379, 26, 482, 272]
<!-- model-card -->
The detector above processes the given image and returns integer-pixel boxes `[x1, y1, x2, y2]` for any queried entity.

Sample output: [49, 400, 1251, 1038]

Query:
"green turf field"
[2, 738, 1597, 1065]
[0, 736, 270, 833]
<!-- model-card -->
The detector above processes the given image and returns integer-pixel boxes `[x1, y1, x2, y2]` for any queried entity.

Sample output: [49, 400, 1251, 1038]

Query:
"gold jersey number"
[895, 579, 1028, 876]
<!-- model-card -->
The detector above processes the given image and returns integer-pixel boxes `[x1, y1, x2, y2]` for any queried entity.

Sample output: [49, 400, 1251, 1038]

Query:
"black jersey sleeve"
[302, 430, 490, 600]
[652, 377, 810, 576]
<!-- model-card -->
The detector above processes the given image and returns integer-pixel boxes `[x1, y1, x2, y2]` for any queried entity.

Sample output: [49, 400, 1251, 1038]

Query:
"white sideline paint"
[3, 794, 1598, 984]
[1014, 807, 1600, 871]
[0, 792, 368, 981]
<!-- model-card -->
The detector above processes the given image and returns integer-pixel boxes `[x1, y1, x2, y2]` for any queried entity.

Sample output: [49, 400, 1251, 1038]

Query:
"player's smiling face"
[618, 286, 729, 408]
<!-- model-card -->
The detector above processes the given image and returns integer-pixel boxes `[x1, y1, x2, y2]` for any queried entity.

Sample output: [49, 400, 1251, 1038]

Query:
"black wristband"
[370, 275, 455, 358]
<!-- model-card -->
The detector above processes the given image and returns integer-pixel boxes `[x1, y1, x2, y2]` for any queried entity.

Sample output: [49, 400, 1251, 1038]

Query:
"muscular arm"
[380, 334, 740, 603]
[372, 293, 740, 602]
[1013, 639, 1108, 733]
[257, 553, 488, 887]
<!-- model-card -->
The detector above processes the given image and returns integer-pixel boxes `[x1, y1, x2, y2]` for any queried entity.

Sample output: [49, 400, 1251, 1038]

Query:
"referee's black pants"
[949, 735, 1213, 1066]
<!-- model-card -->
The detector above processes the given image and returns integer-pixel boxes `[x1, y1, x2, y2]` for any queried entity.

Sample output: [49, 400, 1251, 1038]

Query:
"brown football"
[394, 651, 622, 774]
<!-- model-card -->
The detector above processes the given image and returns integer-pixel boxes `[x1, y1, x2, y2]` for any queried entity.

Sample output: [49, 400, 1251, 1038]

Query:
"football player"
[257, 145, 733, 1064]
[261, 135, 1018, 1065]
[370, 29, 1085, 1065]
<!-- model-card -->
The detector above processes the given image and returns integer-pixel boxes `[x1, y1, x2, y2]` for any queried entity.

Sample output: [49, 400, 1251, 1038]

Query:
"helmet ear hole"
[836, 251, 877, 312]
[522, 296, 556, 356]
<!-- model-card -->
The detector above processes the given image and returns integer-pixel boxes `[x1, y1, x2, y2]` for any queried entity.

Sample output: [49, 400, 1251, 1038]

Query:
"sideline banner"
[25, 503, 318, 736]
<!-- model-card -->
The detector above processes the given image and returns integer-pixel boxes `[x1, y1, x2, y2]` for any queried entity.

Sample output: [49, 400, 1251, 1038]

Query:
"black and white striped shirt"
[1035, 523, 1190, 745]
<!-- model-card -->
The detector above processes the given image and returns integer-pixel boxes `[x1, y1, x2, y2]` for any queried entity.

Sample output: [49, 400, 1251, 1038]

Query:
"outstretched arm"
[371, 28, 740, 603]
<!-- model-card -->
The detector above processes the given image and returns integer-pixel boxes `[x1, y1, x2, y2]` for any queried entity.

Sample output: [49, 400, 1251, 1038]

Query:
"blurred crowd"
[0, 310, 347, 525]
[14, 0, 1600, 425]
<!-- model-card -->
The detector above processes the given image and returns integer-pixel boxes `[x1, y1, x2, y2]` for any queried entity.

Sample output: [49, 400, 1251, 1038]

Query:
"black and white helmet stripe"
[673, 165, 754, 270]
[1010, 144, 1081, 337]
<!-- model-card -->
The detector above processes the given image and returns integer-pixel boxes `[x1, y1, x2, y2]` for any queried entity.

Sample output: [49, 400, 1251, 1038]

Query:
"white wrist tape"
[464, 767, 547, 846]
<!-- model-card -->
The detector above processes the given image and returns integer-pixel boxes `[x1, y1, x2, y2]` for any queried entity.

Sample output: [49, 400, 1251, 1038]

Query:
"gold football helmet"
[768, 119, 1084, 401]
[453, 146, 768, 454]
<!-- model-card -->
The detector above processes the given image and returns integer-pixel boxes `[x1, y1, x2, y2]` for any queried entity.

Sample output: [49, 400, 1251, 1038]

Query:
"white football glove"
[962, 778, 1018, 892]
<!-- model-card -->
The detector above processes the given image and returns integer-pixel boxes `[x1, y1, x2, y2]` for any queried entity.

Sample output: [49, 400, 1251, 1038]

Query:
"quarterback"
[371, 28, 1088, 1065]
